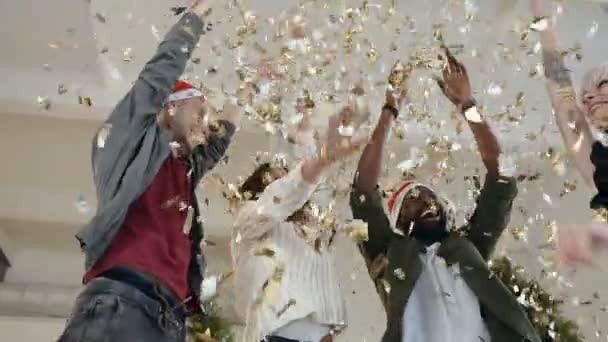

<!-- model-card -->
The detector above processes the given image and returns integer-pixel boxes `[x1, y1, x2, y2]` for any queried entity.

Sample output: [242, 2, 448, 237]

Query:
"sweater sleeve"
[234, 162, 318, 241]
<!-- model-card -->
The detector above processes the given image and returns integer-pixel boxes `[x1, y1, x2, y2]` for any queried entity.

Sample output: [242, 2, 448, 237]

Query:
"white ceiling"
[1, 0, 608, 237]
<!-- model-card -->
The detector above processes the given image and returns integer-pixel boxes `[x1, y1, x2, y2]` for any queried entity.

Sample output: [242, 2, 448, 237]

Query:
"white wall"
[0, 316, 65, 342]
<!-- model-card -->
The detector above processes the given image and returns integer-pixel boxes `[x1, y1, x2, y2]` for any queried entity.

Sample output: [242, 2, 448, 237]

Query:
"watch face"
[464, 106, 482, 123]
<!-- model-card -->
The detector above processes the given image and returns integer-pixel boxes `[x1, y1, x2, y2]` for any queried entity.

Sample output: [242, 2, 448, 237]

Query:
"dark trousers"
[57, 277, 186, 342]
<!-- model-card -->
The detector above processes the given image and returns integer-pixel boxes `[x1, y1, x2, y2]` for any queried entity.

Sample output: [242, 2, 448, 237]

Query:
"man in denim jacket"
[59, 1, 241, 341]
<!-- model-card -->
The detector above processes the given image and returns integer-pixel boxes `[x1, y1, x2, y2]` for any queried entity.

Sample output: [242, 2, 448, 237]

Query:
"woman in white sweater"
[231, 109, 362, 342]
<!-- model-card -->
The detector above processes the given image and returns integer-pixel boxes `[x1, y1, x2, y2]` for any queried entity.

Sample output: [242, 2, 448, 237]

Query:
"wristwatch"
[461, 97, 482, 123]
[382, 104, 399, 119]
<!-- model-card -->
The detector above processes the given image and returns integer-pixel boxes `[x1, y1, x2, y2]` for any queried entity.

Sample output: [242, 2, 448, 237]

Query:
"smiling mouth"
[420, 208, 439, 219]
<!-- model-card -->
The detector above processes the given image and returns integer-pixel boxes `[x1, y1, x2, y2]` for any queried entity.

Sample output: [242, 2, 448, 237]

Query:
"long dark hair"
[240, 162, 310, 223]
[239, 163, 278, 200]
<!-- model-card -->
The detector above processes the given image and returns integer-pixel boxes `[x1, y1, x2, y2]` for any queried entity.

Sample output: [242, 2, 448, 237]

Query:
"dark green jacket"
[350, 176, 541, 342]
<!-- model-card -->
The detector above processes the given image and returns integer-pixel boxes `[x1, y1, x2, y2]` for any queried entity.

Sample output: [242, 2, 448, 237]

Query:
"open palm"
[320, 107, 367, 164]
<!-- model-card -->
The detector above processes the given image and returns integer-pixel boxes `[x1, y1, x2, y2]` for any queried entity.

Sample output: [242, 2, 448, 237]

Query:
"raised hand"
[436, 46, 473, 109]
[319, 107, 367, 165]
[386, 61, 411, 111]
[385, 87, 408, 112]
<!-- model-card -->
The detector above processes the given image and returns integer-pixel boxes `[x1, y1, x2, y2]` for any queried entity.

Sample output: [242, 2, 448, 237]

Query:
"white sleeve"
[234, 162, 319, 240]
[294, 129, 318, 160]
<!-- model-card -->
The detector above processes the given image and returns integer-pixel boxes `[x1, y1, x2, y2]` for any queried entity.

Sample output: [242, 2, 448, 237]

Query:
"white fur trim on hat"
[386, 182, 456, 236]
[164, 88, 203, 105]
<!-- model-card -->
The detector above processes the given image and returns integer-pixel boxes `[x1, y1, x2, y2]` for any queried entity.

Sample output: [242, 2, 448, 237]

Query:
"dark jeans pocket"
[59, 293, 184, 342]
[58, 294, 124, 342]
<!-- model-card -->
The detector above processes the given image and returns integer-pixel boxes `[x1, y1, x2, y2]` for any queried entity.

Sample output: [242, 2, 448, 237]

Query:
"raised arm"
[531, 0, 595, 188]
[237, 107, 366, 240]
[436, 47, 501, 179]
[354, 63, 409, 193]
[436, 47, 517, 259]
[351, 63, 409, 259]
[107, 1, 212, 123]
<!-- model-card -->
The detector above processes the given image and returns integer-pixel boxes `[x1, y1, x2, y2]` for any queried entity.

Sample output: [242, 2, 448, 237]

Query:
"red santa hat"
[164, 80, 203, 105]
[386, 180, 456, 235]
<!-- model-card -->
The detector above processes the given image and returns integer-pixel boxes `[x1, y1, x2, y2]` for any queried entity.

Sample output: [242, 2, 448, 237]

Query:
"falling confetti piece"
[587, 21, 599, 39]
[393, 268, 406, 280]
[37, 96, 51, 110]
[511, 225, 528, 242]
[487, 82, 503, 96]
[57, 84, 68, 95]
[529, 16, 549, 32]
[150, 25, 161, 41]
[78, 96, 93, 107]
[96, 123, 111, 148]
[343, 220, 369, 242]
[381, 279, 391, 294]
[75, 193, 91, 214]
[95, 13, 107, 23]
[276, 299, 297, 317]
[170, 6, 187, 16]
[123, 48, 133, 62]
[254, 247, 276, 258]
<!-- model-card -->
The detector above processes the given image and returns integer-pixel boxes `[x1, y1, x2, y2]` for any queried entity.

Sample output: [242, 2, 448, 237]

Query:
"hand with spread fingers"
[320, 107, 368, 165]
[436, 46, 474, 110]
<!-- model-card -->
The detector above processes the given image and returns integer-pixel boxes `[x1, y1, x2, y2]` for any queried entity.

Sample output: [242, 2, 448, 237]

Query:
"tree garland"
[489, 256, 583, 341]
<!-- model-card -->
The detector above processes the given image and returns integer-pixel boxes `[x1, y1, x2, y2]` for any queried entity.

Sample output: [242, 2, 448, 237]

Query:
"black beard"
[409, 218, 448, 245]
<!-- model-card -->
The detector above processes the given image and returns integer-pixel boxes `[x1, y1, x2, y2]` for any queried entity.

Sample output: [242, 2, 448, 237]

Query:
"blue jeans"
[57, 277, 186, 342]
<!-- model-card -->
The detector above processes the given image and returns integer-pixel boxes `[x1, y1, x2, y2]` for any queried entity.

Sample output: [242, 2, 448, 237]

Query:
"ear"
[157, 105, 174, 128]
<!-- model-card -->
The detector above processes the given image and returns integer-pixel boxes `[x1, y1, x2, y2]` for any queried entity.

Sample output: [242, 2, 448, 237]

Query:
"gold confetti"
[254, 247, 276, 258]
[276, 299, 296, 317]
[511, 225, 528, 242]
[37, 96, 51, 110]
[78, 96, 93, 107]
[544, 221, 558, 244]
[393, 268, 406, 280]
[529, 16, 549, 32]
[344, 220, 369, 242]
[381, 279, 391, 294]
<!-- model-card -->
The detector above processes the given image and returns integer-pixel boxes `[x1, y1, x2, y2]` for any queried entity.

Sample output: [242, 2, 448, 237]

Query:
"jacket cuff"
[180, 12, 205, 38]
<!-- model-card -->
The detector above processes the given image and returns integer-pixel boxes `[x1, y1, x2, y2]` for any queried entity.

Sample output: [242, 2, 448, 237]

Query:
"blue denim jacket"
[75, 12, 235, 306]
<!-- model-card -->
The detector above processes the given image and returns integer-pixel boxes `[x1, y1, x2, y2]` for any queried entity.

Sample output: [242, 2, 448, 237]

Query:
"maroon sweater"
[84, 156, 192, 300]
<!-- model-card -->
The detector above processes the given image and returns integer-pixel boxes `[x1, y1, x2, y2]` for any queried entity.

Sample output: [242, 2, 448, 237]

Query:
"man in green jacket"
[350, 48, 541, 342]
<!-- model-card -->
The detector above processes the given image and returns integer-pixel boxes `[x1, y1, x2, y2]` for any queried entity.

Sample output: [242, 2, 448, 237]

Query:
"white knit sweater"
[231, 163, 347, 342]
